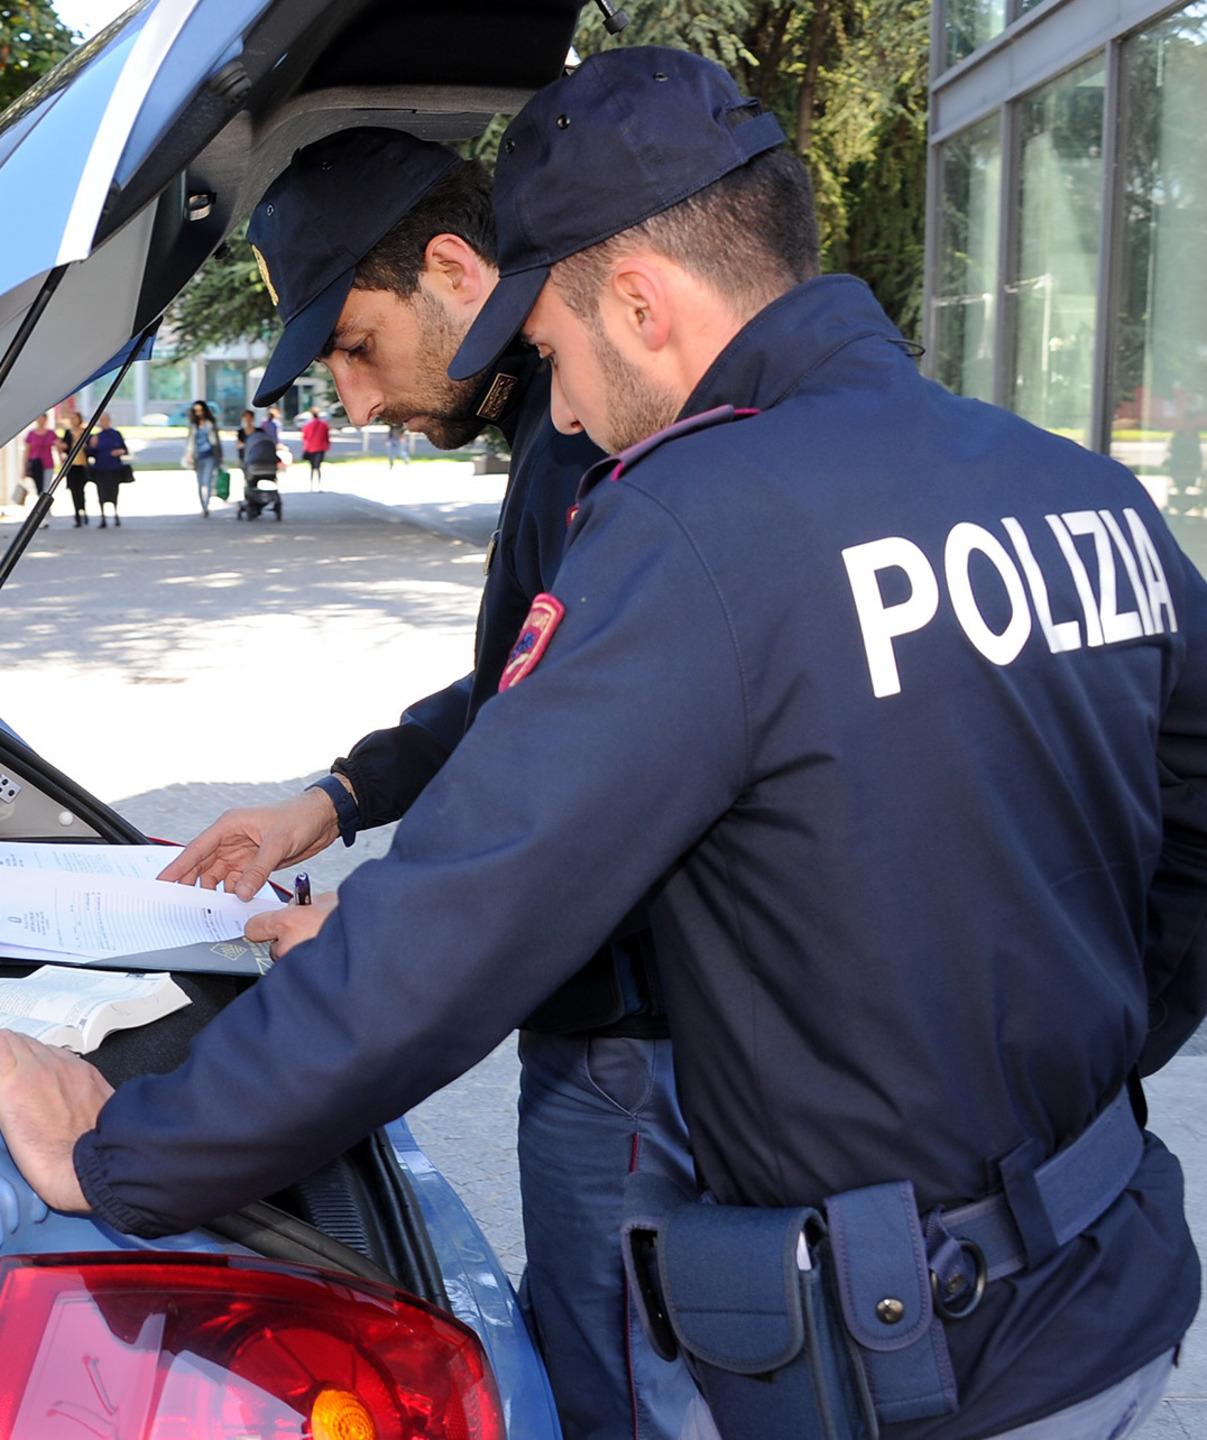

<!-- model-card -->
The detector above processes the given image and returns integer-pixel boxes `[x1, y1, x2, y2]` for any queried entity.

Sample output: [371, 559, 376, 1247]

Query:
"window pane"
[205, 362, 248, 427]
[1009, 57, 1105, 447]
[1111, 2, 1207, 575]
[934, 115, 1001, 402]
[945, 0, 1008, 67]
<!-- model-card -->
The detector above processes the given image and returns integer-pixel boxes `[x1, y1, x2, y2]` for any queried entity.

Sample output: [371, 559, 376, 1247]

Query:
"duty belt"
[622, 1086, 1145, 1439]
[925, 1086, 1143, 1316]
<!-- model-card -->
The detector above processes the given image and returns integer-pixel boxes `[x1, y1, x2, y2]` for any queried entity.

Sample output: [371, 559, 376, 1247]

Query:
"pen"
[294, 872, 312, 906]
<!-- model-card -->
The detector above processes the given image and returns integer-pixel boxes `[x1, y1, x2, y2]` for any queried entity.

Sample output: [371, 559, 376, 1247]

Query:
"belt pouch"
[824, 1181, 959, 1425]
[657, 1199, 878, 1440]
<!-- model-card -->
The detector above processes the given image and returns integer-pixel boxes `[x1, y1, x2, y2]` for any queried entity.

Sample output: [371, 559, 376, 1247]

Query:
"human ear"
[609, 260, 668, 351]
[424, 233, 491, 307]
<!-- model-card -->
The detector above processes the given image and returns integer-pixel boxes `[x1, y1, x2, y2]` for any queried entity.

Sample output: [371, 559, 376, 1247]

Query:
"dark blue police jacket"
[77, 276, 1205, 1437]
[327, 359, 655, 1032]
[332, 354, 597, 820]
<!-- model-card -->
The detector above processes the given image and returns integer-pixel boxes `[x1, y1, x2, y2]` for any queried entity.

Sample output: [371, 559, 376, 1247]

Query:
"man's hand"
[158, 789, 345, 901]
[246, 890, 338, 959]
[0, 1034, 113, 1212]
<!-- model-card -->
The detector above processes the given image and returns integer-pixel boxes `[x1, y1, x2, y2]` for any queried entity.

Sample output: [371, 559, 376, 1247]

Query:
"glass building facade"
[926, 0, 1207, 577]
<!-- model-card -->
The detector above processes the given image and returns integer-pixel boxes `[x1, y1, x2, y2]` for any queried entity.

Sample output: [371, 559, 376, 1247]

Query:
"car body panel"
[387, 1117, 562, 1439]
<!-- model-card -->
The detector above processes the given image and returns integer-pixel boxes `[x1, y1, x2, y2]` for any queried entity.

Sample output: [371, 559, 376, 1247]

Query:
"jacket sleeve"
[1140, 554, 1207, 1074]
[335, 675, 473, 831]
[73, 479, 748, 1236]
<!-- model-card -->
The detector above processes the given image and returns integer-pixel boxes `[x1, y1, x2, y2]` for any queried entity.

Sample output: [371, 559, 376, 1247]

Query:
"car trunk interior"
[0, 728, 447, 1308]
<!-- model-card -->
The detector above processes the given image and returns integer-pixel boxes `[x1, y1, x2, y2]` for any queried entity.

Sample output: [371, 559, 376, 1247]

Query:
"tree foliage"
[0, 0, 76, 111]
[166, 222, 280, 359]
[172, 1, 932, 353]
[573, 0, 930, 338]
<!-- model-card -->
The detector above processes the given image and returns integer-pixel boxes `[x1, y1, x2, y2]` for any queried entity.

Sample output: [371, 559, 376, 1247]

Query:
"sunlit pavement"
[2, 465, 1204, 1384]
[0, 466, 525, 1280]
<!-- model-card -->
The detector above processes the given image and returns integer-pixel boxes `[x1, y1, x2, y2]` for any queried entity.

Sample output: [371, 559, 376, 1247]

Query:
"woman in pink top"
[22, 413, 59, 505]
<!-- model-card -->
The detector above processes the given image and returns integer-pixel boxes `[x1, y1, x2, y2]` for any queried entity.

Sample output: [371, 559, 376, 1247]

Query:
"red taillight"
[0, 1253, 505, 1440]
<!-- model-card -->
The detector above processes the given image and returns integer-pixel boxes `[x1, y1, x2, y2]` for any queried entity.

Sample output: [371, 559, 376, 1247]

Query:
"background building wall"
[926, 0, 1207, 575]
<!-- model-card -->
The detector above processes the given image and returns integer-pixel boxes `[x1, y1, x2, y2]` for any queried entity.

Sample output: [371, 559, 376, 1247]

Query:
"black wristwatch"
[306, 773, 359, 848]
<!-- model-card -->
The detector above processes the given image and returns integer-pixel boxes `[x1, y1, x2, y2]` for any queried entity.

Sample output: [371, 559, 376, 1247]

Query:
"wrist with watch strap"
[305, 773, 359, 847]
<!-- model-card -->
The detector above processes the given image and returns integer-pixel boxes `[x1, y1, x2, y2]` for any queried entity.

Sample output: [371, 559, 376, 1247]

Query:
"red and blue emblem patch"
[499, 593, 566, 692]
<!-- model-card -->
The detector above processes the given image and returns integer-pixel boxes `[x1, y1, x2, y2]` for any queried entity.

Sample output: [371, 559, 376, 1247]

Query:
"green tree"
[573, 0, 930, 338]
[174, 3, 932, 353]
[0, 1, 76, 111]
[166, 222, 280, 358]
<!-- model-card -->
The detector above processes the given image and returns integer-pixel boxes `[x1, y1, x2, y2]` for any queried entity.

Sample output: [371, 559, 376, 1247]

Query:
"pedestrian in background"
[86, 412, 127, 528]
[385, 423, 403, 468]
[183, 400, 223, 517]
[59, 409, 91, 527]
[235, 408, 260, 466]
[22, 413, 59, 520]
[262, 406, 281, 444]
[301, 406, 330, 489]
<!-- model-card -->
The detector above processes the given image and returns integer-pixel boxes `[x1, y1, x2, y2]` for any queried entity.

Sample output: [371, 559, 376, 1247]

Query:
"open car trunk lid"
[0, 0, 580, 446]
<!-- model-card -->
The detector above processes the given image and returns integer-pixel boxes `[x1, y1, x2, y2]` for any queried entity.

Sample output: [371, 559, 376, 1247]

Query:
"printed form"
[0, 863, 279, 962]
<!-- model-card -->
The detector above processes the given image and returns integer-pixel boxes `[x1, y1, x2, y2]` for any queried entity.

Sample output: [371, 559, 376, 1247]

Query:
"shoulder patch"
[499, 593, 566, 692]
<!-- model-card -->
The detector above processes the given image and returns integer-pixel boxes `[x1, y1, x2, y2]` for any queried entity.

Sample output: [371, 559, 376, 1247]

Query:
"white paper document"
[0, 869, 280, 961]
[0, 843, 276, 898]
[0, 842, 188, 880]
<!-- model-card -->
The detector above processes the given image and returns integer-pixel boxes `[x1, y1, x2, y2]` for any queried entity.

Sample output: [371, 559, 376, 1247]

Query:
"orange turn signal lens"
[312, 1386, 377, 1440]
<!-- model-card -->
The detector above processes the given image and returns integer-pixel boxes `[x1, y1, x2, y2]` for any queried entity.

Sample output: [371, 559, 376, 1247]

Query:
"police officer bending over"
[1, 47, 1204, 1440]
[168, 129, 698, 1440]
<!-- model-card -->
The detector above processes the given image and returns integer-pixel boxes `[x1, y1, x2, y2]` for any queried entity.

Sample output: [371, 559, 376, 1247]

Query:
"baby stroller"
[237, 429, 283, 520]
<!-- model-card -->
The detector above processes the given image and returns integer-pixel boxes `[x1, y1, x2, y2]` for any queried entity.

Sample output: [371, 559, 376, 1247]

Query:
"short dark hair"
[553, 147, 819, 320]
[353, 158, 496, 298]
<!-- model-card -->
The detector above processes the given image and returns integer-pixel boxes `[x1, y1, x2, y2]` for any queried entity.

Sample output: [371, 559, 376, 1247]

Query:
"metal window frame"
[924, 0, 1195, 453]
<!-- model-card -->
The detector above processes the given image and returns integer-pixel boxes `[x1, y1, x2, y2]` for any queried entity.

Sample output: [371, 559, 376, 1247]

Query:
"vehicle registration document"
[0, 844, 280, 963]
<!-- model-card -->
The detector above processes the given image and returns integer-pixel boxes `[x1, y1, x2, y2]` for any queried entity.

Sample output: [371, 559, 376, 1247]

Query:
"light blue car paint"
[0, 1137, 245, 1259]
[388, 1116, 563, 1440]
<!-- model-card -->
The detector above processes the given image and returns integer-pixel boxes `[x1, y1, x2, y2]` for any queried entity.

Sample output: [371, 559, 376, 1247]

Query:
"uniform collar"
[573, 276, 912, 503]
[680, 273, 912, 419]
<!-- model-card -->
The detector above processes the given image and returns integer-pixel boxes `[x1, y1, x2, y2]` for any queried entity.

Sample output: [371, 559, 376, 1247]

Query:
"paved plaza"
[1, 460, 1205, 1432]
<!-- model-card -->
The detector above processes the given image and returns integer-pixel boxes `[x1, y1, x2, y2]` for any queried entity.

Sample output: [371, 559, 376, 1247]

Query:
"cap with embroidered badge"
[448, 45, 786, 381]
[249, 128, 460, 407]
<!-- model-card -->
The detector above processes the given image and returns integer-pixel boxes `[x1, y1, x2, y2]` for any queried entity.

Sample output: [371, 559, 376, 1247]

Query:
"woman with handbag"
[87, 412, 128, 528]
[184, 400, 223, 517]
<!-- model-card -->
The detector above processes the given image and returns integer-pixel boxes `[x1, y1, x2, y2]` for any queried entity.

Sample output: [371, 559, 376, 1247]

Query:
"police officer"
[1, 46, 1204, 1440]
[157, 129, 700, 1440]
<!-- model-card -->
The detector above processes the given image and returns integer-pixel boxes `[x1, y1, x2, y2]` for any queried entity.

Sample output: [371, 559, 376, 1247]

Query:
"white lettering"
[944, 523, 1032, 666]
[1124, 508, 1178, 634]
[842, 537, 940, 698]
[1063, 510, 1144, 644]
[1046, 515, 1105, 647]
[1098, 510, 1155, 636]
[1002, 516, 1081, 654]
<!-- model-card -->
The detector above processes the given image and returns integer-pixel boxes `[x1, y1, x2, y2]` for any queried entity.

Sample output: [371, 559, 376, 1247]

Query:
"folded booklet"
[0, 966, 190, 1054]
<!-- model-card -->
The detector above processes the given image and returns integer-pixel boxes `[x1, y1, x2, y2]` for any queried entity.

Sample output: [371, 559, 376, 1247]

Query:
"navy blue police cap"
[449, 46, 786, 381]
[249, 129, 459, 407]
